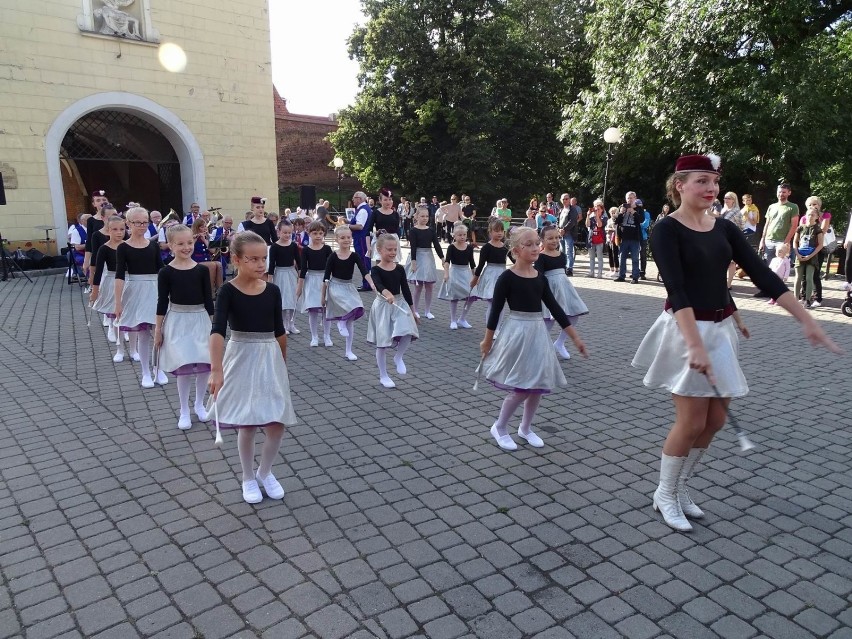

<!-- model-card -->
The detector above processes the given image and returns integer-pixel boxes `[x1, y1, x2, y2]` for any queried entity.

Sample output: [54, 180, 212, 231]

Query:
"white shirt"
[68, 224, 83, 246]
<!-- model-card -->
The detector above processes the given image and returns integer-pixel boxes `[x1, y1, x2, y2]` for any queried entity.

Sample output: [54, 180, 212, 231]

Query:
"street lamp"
[602, 127, 622, 207]
[332, 156, 344, 212]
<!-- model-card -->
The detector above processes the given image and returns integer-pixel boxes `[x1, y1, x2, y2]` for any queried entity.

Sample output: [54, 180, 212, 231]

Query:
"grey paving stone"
[563, 611, 622, 639]
[711, 615, 759, 639]
[614, 614, 661, 639]
[75, 597, 128, 636]
[378, 608, 419, 639]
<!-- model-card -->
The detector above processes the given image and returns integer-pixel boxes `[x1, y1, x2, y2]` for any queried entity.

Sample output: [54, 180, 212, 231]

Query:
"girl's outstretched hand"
[736, 321, 750, 339]
[572, 335, 589, 358]
[803, 319, 843, 354]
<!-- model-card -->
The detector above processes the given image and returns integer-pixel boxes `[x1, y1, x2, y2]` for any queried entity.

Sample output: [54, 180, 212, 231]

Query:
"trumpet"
[157, 209, 181, 233]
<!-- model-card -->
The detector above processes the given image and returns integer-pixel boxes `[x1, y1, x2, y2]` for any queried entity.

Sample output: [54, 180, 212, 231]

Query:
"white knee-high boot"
[678, 448, 707, 519]
[653, 453, 692, 532]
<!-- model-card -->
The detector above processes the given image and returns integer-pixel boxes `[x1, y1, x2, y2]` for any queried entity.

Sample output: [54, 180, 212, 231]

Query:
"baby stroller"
[842, 288, 852, 317]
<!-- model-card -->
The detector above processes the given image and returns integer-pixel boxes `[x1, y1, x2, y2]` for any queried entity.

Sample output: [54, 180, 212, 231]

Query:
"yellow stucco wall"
[0, 0, 278, 248]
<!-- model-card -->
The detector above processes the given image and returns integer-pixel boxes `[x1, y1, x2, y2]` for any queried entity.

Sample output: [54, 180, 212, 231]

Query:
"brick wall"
[273, 89, 358, 192]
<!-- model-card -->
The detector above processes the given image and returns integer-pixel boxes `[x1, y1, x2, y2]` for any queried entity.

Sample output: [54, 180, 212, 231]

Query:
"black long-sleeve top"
[370, 265, 414, 305]
[92, 245, 117, 285]
[267, 242, 299, 275]
[242, 219, 278, 245]
[115, 241, 164, 280]
[408, 227, 445, 260]
[211, 282, 285, 337]
[444, 244, 476, 268]
[157, 264, 215, 316]
[300, 244, 333, 277]
[534, 252, 567, 272]
[373, 211, 400, 236]
[487, 270, 571, 331]
[90, 228, 109, 263]
[616, 208, 643, 242]
[85, 216, 104, 253]
[475, 243, 513, 276]
[652, 216, 788, 312]
[324, 252, 369, 281]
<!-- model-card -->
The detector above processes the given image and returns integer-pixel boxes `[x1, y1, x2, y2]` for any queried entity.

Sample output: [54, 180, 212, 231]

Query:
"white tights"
[237, 424, 285, 481]
[176, 373, 211, 416]
[308, 310, 331, 341]
[493, 391, 543, 437]
[412, 283, 434, 315]
[376, 335, 412, 379]
[136, 329, 152, 378]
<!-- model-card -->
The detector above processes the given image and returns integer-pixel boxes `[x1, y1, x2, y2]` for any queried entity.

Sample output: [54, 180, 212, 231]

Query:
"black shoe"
[630, 279, 639, 284]
[753, 291, 769, 298]
[566, 269, 574, 276]
[639, 275, 647, 280]
[614, 277, 626, 282]
[357, 286, 371, 292]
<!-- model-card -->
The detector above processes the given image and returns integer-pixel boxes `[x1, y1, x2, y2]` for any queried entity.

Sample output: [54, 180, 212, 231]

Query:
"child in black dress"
[404, 208, 444, 319]
[296, 222, 334, 347]
[209, 231, 296, 504]
[470, 219, 513, 323]
[90, 216, 129, 357]
[155, 225, 215, 430]
[268, 219, 300, 334]
[439, 223, 476, 329]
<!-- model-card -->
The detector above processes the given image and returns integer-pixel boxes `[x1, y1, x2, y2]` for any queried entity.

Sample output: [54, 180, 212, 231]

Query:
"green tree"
[330, 0, 593, 205]
[561, 0, 852, 212]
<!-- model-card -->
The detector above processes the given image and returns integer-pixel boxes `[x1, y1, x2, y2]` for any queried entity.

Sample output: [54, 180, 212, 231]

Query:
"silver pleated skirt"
[325, 277, 364, 321]
[366, 295, 419, 347]
[404, 248, 438, 283]
[480, 311, 567, 394]
[206, 331, 297, 428]
[438, 264, 473, 301]
[541, 269, 589, 320]
[470, 264, 505, 301]
[158, 304, 212, 374]
[273, 267, 298, 311]
[92, 270, 116, 316]
[118, 273, 157, 330]
[298, 270, 324, 313]
[632, 311, 748, 397]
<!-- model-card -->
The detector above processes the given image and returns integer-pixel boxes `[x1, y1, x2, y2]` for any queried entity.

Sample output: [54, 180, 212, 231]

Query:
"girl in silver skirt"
[479, 227, 588, 451]
[154, 225, 215, 430]
[404, 207, 445, 319]
[114, 207, 166, 389]
[296, 221, 334, 347]
[439, 223, 476, 329]
[470, 219, 513, 324]
[268, 219, 300, 334]
[537, 226, 589, 359]
[633, 154, 840, 533]
[368, 234, 420, 388]
[322, 226, 375, 361]
[209, 231, 297, 505]
[89, 216, 127, 360]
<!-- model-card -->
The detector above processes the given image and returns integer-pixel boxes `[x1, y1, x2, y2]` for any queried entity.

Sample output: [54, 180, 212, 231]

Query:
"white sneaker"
[130, 351, 141, 362]
[518, 428, 545, 448]
[141, 375, 155, 389]
[242, 479, 263, 504]
[310, 338, 319, 347]
[338, 321, 349, 337]
[490, 424, 517, 451]
[256, 471, 285, 499]
[449, 321, 458, 330]
[458, 319, 473, 329]
[113, 351, 125, 363]
[178, 414, 192, 430]
[554, 342, 571, 360]
[425, 312, 435, 319]
[289, 325, 301, 334]
[380, 376, 396, 388]
[155, 370, 169, 385]
[324, 337, 334, 347]
[345, 352, 358, 361]
[194, 404, 209, 422]
[810, 300, 821, 308]
[840, 282, 852, 292]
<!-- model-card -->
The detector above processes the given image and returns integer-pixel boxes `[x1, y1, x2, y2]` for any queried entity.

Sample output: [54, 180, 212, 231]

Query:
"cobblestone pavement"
[0, 254, 850, 639]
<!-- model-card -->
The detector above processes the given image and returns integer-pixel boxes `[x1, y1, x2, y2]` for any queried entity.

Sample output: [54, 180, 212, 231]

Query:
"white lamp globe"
[603, 127, 622, 144]
[332, 157, 344, 169]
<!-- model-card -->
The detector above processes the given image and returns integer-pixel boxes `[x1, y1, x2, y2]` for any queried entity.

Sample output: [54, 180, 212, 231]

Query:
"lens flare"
[158, 42, 187, 73]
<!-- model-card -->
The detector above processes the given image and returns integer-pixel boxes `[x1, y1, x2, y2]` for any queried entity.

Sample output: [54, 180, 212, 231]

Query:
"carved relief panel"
[77, 0, 160, 43]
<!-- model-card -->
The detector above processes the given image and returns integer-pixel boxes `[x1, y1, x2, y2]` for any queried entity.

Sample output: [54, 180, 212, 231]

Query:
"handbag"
[822, 226, 837, 254]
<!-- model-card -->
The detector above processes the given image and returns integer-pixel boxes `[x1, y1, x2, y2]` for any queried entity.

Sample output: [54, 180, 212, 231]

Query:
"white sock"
[176, 375, 192, 416]
[323, 320, 332, 341]
[345, 320, 355, 354]
[237, 427, 256, 481]
[519, 394, 542, 436]
[555, 332, 568, 349]
[195, 372, 209, 410]
[129, 332, 139, 354]
[308, 311, 319, 340]
[114, 330, 126, 356]
[376, 347, 389, 379]
[258, 425, 284, 479]
[284, 309, 293, 329]
[137, 330, 152, 378]
[494, 391, 526, 437]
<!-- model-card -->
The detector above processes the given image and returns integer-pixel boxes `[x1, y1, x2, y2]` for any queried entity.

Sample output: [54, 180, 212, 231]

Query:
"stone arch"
[46, 92, 205, 233]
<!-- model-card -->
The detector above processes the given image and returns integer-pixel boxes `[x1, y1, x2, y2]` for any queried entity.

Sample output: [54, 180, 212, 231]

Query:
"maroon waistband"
[664, 301, 735, 322]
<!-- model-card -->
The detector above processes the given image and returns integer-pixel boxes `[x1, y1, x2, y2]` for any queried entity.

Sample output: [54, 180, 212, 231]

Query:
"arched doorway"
[46, 92, 205, 235]
[61, 109, 183, 222]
